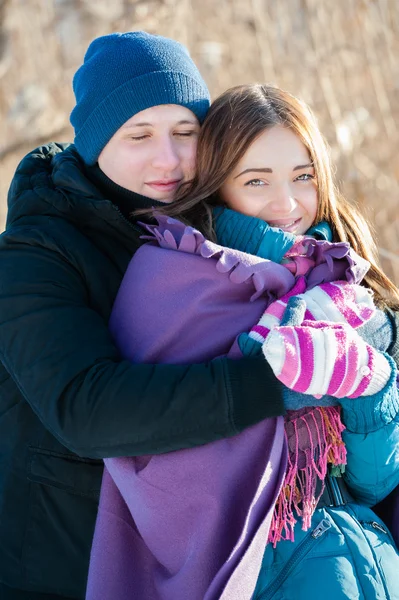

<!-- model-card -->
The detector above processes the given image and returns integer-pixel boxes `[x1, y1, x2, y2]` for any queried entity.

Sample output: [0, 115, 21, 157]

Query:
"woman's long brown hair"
[146, 84, 399, 308]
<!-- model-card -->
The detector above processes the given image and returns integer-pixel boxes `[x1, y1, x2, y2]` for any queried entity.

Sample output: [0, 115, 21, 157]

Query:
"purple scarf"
[86, 221, 292, 600]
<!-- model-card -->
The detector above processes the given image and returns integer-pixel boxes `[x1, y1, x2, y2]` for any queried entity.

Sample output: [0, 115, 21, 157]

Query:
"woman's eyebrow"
[234, 167, 272, 179]
[293, 163, 314, 171]
[234, 162, 315, 179]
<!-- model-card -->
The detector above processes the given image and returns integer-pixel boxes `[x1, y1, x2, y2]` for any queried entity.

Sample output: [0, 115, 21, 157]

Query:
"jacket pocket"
[358, 518, 397, 547]
[358, 517, 399, 597]
[256, 519, 332, 600]
[27, 446, 103, 497]
[23, 447, 103, 597]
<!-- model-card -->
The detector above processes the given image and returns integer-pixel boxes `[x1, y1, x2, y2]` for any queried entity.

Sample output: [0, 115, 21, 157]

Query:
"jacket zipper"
[256, 519, 331, 600]
[112, 204, 145, 234]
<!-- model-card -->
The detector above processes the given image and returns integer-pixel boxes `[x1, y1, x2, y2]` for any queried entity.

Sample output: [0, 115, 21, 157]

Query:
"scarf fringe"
[268, 406, 347, 547]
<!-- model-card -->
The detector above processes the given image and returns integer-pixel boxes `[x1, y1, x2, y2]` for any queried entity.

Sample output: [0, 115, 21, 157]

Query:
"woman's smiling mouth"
[267, 217, 302, 232]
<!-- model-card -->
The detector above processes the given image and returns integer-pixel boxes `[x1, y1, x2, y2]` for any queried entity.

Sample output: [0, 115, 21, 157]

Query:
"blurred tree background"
[0, 0, 398, 282]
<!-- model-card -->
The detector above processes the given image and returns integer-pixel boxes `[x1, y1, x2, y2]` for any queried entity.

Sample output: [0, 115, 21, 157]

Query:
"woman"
[0, 34, 286, 600]
[87, 85, 399, 599]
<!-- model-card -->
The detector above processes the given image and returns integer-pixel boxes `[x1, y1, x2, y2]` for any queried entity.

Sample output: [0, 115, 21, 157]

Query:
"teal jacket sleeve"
[0, 224, 284, 459]
[341, 390, 399, 506]
[340, 319, 399, 505]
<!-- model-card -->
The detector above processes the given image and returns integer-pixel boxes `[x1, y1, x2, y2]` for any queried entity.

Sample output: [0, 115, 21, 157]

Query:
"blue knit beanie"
[70, 31, 211, 165]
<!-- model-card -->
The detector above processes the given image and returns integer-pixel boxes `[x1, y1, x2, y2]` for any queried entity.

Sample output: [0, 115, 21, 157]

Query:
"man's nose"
[151, 137, 180, 171]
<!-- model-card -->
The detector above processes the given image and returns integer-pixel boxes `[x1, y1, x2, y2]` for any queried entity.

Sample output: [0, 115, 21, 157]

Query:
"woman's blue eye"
[245, 179, 265, 187]
[296, 173, 315, 181]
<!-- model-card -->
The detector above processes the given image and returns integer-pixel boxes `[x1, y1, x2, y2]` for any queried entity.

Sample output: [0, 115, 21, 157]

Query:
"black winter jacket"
[0, 144, 284, 597]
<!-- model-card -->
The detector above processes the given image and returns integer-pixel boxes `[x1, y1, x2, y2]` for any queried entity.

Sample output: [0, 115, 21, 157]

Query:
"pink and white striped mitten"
[262, 305, 391, 399]
[249, 278, 376, 344]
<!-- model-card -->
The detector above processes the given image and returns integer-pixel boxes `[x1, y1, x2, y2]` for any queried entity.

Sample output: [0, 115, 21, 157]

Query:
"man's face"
[98, 104, 200, 201]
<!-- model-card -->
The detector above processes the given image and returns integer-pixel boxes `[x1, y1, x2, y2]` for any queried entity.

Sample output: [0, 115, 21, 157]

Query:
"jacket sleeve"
[339, 311, 399, 505]
[0, 227, 284, 459]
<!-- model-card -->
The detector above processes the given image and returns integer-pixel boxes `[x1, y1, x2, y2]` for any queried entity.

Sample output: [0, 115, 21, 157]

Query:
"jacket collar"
[83, 162, 165, 221]
[6, 143, 164, 243]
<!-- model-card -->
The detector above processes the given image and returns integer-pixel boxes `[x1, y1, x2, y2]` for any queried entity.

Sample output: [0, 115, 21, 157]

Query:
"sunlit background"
[1, 0, 398, 283]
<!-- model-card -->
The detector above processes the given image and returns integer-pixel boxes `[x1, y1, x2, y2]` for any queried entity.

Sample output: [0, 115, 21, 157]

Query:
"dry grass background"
[0, 0, 398, 283]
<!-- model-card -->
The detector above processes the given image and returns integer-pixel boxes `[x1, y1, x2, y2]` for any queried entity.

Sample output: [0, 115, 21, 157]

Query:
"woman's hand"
[262, 296, 391, 399]
[248, 278, 376, 345]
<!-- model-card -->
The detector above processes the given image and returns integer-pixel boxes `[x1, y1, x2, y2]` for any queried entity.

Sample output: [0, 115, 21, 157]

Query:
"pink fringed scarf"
[269, 406, 347, 546]
[268, 238, 350, 546]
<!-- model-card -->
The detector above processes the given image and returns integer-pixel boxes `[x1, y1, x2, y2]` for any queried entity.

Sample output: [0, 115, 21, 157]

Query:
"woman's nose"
[267, 185, 297, 214]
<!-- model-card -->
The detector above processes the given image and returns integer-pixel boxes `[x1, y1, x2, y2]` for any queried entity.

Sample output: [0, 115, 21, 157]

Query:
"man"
[0, 32, 283, 599]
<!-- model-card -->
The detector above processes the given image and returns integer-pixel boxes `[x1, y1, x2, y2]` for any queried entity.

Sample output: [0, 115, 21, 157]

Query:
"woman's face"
[98, 104, 200, 202]
[220, 125, 318, 235]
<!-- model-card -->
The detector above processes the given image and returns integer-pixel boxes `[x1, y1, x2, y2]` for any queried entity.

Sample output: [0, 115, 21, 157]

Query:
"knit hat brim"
[73, 70, 210, 165]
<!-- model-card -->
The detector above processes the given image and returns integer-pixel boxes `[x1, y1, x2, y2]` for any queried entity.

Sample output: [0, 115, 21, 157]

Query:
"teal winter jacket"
[254, 312, 399, 599]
